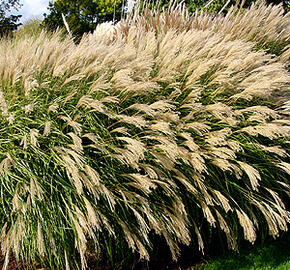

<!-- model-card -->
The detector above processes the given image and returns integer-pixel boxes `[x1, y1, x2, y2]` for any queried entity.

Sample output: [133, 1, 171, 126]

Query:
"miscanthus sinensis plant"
[131, 1, 290, 62]
[0, 2, 289, 269]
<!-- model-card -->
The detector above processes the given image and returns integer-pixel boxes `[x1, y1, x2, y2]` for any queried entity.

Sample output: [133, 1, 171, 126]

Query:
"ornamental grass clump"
[0, 2, 289, 269]
[129, 1, 290, 55]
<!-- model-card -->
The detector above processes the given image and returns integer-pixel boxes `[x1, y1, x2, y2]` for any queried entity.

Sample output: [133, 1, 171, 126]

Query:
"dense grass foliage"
[0, 2, 289, 269]
[132, 2, 290, 56]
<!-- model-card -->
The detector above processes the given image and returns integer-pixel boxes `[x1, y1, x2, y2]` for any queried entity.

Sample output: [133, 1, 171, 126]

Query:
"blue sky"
[15, 0, 51, 23]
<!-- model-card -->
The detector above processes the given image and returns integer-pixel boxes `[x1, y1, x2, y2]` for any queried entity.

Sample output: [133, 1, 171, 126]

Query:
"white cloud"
[20, 0, 50, 22]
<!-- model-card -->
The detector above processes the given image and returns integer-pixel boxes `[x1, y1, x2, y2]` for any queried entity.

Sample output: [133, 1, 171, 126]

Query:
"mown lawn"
[200, 234, 290, 270]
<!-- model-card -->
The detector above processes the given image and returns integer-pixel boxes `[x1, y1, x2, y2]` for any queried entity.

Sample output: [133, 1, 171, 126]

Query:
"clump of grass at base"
[0, 2, 289, 270]
[200, 233, 290, 270]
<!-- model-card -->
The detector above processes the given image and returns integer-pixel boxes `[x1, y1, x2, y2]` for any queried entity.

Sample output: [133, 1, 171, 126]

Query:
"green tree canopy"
[0, 0, 22, 36]
[43, 0, 123, 37]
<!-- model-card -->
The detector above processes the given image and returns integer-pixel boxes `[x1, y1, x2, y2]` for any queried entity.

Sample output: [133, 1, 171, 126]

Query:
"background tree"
[43, 0, 123, 37]
[0, 0, 22, 37]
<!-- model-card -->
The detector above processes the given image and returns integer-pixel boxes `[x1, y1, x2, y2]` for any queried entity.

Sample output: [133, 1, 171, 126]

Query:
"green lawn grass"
[200, 234, 290, 270]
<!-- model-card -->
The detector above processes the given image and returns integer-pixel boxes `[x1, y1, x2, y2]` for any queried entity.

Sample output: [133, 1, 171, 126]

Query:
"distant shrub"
[14, 18, 43, 37]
